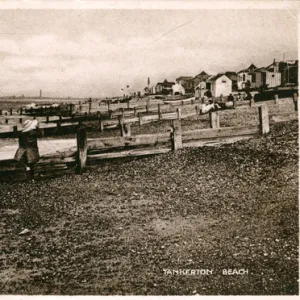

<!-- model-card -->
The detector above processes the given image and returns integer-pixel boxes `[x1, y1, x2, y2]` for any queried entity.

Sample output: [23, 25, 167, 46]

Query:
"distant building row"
[145, 59, 298, 97]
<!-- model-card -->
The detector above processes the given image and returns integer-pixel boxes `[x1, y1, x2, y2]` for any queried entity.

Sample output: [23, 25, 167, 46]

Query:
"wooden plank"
[88, 147, 170, 160]
[122, 116, 139, 124]
[87, 132, 170, 150]
[269, 111, 298, 124]
[161, 112, 178, 120]
[183, 135, 254, 148]
[38, 156, 76, 165]
[182, 125, 259, 141]
[142, 115, 159, 123]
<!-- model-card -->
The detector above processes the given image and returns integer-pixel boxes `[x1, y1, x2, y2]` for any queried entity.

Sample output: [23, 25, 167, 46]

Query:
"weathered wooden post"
[69, 104, 73, 116]
[20, 108, 23, 115]
[158, 104, 161, 119]
[19, 117, 23, 124]
[0, 109, 2, 115]
[138, 113, 143, 127]
[249, 94, 255, 107]
[13, 125, 18, 136]
[209, 111, 220, 128]
[119, 117, 131, 137]
[57, 120, 61, 133]
[109, 110, 113, 120]
[127, 101, 130, 109]
[134, 107, 137, 116]
[274, 94, 279, 104]
[46, 115, 49, 123]
[293, 92, 298, 112]
[258, 105, 270, 134]
[76, 126, 87, 174]
[99, 116, 104, 132]
[181, 100, 184, 107]
[171, 119, 182, 151]
[195, 105, 200, 118]
[118, 115, 123, 135]
[5, 118, 8, 124]
[10, 108, 13, 115]
[88, 101, 92, 115]
[121, 108, 125, 118]
[233, 96, 237, 108]
[177, 107, 182, 120]
[146, 104, 149, 113]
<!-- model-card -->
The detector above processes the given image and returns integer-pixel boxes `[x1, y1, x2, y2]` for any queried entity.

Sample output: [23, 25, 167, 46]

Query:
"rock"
[19, 228, 30, 235]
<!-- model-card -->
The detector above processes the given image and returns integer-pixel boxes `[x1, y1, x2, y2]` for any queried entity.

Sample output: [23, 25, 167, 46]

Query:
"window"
[252, 73, 256, 82]
[222, 81, 226, 83]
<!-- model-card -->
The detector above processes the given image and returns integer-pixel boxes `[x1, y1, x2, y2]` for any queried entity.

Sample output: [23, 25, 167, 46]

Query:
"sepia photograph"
[0, 0, 299, 296]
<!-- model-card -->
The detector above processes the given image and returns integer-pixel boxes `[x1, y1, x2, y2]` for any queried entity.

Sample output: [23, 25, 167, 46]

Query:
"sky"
[0, 9, 297, 98]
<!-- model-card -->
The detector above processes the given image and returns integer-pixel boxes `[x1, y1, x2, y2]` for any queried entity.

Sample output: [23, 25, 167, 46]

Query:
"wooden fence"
[77, 106, 270, 172]
[0, 105, 278, 180]
[0, 96, 298, 138]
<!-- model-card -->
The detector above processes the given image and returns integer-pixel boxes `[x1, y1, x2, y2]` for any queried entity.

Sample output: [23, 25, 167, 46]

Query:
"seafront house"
[192, 71, 210, 88]
[237, 63, 257, 90]
[175, 76, 194, 93]
[278, 60, 298, 86]
[251, 60, 281, 90]
[207, 74, 232, 97]
[155, 79, 175, 95]
[194, 80, 208, 99]
[225, 72, 238, 91]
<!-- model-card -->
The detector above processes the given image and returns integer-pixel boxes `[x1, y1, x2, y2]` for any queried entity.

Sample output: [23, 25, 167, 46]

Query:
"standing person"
[14, 119, 41, 179]
[227, 93, 234, 102]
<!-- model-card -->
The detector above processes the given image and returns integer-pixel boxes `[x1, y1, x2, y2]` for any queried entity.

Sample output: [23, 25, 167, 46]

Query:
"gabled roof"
[156, 79, 175, 87]
[238, 63, 257, 74]
[255, 67, 269, 72]
[176, 76, 193, 81]
[225, 71, 237, 76]
[207, 74, 230, 82]
[248, 63, 257, 70]
[196, 71, 208, 76]
[193, 71, 210, 79]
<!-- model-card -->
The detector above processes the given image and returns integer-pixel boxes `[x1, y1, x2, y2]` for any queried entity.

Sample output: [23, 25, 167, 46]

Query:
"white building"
[172, 82, 185, 95]
[207, 74, 232, 97]
[237, 63, 257, 90]
[194, 81, 208, 98]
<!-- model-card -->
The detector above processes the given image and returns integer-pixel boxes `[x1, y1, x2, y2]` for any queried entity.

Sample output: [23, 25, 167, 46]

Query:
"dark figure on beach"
[244, 91, 253, 100]
[227, 94, 234, 102]
[205, 90, 212, 98]
[14, 120, 41, 179]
